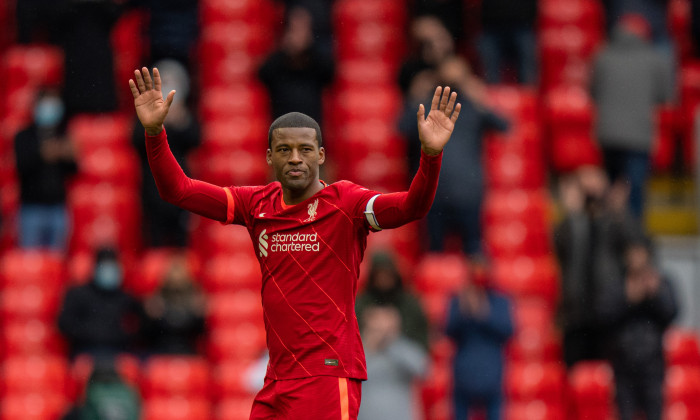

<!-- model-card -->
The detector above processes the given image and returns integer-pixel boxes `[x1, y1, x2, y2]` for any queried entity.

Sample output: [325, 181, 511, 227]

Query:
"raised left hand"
[417, 86, 461, 156]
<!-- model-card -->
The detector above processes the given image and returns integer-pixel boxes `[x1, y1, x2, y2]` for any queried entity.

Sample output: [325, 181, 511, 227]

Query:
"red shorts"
[249, 376, 362, 420]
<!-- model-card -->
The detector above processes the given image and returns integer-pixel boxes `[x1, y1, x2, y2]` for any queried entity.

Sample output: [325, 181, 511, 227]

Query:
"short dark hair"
[268, 112, 323, 148]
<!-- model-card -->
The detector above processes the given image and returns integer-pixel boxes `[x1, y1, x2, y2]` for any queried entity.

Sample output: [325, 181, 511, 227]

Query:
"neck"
[282, 180, 324, 206]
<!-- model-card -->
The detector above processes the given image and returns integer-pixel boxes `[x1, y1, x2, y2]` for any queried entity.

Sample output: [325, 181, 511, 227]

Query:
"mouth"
[286, 168, 305, 177]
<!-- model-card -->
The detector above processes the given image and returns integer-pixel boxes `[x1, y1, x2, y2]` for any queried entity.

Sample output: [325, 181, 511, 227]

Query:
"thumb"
[416, 103, 425, 123]
[165, 90, 176, 109]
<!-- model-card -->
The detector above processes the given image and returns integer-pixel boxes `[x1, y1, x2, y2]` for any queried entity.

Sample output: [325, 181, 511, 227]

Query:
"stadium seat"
[216, 396, 256, 420]
[200, 0, 278, 26]
[207, 290, 263, 327]
[1, 45, 63, 94]
[482, 189, 551, 227]
[201, 254, 261, 292]
[141, 356, 211, 398]
[336, 22, 404, 63]
[112, 11, 146, 113]
[665, 366, 700, 405]
[507, 327, 562, 362]
[568, 361, 614, 406]
[207, 322, 267, 362]
[199, 85, 269, 123]
[1, 355, 69, 396]
[1, 319, 66, 357]
[413, 253, 469, 295]
[128, 249, 201, 296]
[504, 400, 567, 420]
[665, 401, 700, 420]
[0, 393, 67, 420]
[669, 0, 694, 63]
[484, 218, 551, 258]
[335, 58, 396, 88]
[504, 362, 566, 403]
[327, 87, 402, 123]
[199, 116, 270, 154]
[195, 147, 269, 187]
[199, 48, 257, 86]
[78, 146, 140, 187]
[0, 249, 65, 288]
[491, 256, 560, 304]
[67, 114, 131, 152]
[69, 353, 141, 400]
[212, 359, 258, 398]
[421, 291, 451, 326]
[539, 27, 598, 91]
[486, 86, 539, 123]
[0, 285, 62, 321]
[199, 22, 275, 62]
[652, 105, 679, 171]
[539, 0, 604, 36]
[666, 329, 700, 367]
[511, 298, 556, 331]
[484, 142, 547, 190]
[333, 0, 405, 28]
[142, 396, 212, 420]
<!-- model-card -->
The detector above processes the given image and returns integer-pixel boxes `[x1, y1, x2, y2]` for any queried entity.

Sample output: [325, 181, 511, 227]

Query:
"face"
[267, 127, 325, 195]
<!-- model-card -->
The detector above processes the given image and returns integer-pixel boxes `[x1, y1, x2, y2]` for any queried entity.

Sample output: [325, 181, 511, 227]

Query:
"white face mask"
[94, 261, 123, 291]
[34, 96, 65, 128]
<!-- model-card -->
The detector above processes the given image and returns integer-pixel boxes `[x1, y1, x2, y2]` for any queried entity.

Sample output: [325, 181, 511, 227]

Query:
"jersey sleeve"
[223, 185, 263, 227]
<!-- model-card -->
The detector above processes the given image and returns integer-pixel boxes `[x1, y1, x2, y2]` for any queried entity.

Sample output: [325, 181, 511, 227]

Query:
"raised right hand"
[129, 67, 175, 136]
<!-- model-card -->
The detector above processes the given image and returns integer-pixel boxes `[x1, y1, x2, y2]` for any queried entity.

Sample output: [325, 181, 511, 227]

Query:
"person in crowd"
[477, 0, 538, 85]
[597, 235, 678, 420]
[58, 248, 144, 358]
[143, 254, 206, 355]
[132, 59, 201, 248]
[400, 56, 509, 255]
[446, 257, 513, 420]
[57, 0, 124, 116]
[358, 304, 427, 420]
[591, 14, 675, 219]
[398, 15, 455, 97]
[258, 6, 334, 124]
[603, 0, 673, 53]
[14, 89, 77, 251]
[356, 252, 429, 350]
[134, 0, 199, 67]
[278, 0, 335, 58]
[16, 0, 62, 44]
[412, 0, 465, 43]
[554, 167, 639, 367]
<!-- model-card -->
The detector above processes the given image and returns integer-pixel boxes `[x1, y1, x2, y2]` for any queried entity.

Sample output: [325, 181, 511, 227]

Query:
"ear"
[318, 146, 325, 165]
[266, 149, 272, 166]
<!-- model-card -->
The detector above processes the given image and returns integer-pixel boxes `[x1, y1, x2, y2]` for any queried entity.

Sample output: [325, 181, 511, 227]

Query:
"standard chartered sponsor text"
[270, 232, 320, 252]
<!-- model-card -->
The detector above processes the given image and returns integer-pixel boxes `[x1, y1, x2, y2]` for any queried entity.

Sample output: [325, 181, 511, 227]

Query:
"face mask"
[34, 96, 65, 128]
[94, 261, 123, 291]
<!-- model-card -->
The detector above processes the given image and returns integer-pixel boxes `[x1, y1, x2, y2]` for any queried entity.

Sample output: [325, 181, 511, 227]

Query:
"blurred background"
[1, 0, 700, 419]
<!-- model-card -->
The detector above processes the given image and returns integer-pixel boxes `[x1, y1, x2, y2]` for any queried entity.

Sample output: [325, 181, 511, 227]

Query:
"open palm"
[129, 67, 175, 135]
[417, 86, 461, 156]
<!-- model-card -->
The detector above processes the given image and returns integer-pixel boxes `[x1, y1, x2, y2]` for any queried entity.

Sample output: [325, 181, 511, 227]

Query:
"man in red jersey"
[129, 67, 461, 420]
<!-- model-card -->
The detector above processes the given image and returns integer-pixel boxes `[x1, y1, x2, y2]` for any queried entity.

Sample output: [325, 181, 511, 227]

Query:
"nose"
[289, 148, 302, 164]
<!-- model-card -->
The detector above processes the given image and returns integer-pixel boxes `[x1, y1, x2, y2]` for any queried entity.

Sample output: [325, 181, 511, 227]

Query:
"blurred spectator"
[58, 248, 144, 358]
[412, 1, 465, 43]
[446, 258, 513, 420]
[398, 16, 455, 96]
[603, 0, 672, 53]
[143, 255, 205, 355]
[132, 59, 200, 248]
[358, 304, 427, 420]
[57, 0, 124, 116]
[356, 252, 429, 350]
[477, 0, 538, 85]
[134, 0, 199, 67]
[591, 14, 675, 219]
[64, 357, 141, 420]
[16, 0, 62, 44]
[278, 0, 335, 58]
[400, 56, 509, 255]
[14, 89, 77, 251]
[555, 167, 639, 367]
[258, 6, 334, 124]
[597, 236, 678, 420]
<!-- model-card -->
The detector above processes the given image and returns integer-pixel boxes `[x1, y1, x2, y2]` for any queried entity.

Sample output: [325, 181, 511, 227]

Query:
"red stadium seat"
[128, 249, 201, 296]
[665, 402, 700, 420]
[1, 319, 66, 357]
[216, 396, 256, 420]
[194, 148, 269, 187]
[327, 87, 402, 123]
[569, 361, 614, 406]
[0, 249, 66, 288]
[142, 356, 211, 398]
[199, 85, 269, 123]
[67, 114, 131, 152]
[0, 285, 62, 321]
[486, 86, 539, 123]
[142, 397, 212, 420]
[504, 400, 567, 420]
[212, 359, 258, 398]
[484, 219, 551, 258]
[78, 146, 140, 187]
[207, 322, 267, 362]
[539, 26, 600, 91]
[666, 329, 700, 367]
[199, 22, 275, 63]
[505, 362, 566, 403]
[483, 189, 551, 227]
[333, 0, 406, 27]
[207, 290, 263, 328]
[413, 253, 469, 295]
[199, 116, 270, 154]
[492, 256, 560, 304]
[336, 22, 405, 63]
[201, 254, 261, 292]
[665, 366, 700, 405]
[539, 0, 604, 35]
[669, 0, 694, 63]
[511, 298, 556, 331]
[69, 353, 141, 400]
[0, 393, 67, 420]
[200, 0, 278, 26]
[1, 355, 69, 396]
[335, 59, 397, 88]
[421, 291, 451, 326]
[507, 327, 562, 362]
[112, 11, 146, 113]
[484, 141, 547, 190]
[1, 45, 63, 93]
[652, 105, 679, 171]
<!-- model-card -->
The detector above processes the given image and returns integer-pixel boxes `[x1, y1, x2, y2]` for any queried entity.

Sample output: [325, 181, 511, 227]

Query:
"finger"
[165, 90, 176, 109]
[142, 67, 153, 90]
[446, 91, 458, 116]
[416, 103, 425, 123]
[153, 67, 162, 93]
[134, 69, 146, 93]
[450, 103, 462, 124]
[430, 86, 442, 112]
[128, 79, 140, 99]
[439, 86, 450, 111]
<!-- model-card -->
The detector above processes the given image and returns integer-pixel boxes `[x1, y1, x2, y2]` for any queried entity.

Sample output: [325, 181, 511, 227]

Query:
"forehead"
[270, 127, 318, 147]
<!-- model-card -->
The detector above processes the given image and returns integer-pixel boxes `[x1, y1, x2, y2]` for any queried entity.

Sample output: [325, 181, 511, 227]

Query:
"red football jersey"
[224, 180, 381, 380]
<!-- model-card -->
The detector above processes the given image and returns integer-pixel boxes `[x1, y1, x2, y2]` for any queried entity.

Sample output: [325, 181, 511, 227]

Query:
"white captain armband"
[364, 194, 382, 231]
